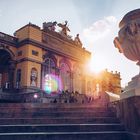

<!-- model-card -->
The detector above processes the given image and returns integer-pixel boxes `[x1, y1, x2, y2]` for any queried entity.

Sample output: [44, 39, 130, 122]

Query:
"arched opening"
[0, 49, 14, 91]
[73, 66, 82, 93]
[60, 62, 71, 92]
[42, 57, 58, 94]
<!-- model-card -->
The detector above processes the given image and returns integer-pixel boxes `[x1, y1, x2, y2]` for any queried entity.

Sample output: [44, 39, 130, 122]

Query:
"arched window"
[16, 69, 21, 88]
[45, 58, 56, 74]
[60, 62, 71, 91]
[43, 58, 57, 93]
[30, 68, 38, 87]
[73, 66, 82, 93]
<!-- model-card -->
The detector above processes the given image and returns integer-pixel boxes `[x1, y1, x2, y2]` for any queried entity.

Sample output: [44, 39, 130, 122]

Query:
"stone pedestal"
[114, 75, 140, 140]
[121, 75, 140, 99]
[113, 9, 140, 139]
[116, 96, 140, 140]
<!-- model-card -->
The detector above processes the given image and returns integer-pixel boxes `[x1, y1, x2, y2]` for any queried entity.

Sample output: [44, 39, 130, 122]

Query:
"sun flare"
[88, 55, 108, 74]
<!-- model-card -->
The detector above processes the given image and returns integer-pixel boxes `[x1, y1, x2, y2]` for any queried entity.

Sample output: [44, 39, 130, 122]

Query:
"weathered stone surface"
[0, 103, 127, 140]
[110, 96, 140, 140]
[113, 9, 140, 139]
[114, 9, 140, 64]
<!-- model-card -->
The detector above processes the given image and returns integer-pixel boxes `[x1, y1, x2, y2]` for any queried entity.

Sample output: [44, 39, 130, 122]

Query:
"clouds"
[83, 16, 118, 44]
[82, 15, 139, 86]
[82, 16, 120, 79]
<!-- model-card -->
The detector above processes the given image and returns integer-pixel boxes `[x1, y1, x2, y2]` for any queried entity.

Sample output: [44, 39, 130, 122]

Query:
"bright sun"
[88, 55, 108, 74]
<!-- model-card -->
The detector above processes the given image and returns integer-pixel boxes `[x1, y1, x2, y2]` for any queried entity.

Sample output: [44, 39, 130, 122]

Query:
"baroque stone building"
[92, 69, 121, 94]
[0, 22, 92, 102]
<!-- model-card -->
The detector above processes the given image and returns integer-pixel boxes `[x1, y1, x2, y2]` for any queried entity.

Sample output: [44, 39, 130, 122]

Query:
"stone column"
[55, 67, 60, 91]
[8, 60, 16, 90]
[0, 73, 2, 89]
[41, 63, 45, 90]
[70, 72, 74, 92]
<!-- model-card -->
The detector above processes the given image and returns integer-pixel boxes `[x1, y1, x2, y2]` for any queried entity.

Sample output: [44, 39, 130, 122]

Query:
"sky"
[0, 0, 140, 87]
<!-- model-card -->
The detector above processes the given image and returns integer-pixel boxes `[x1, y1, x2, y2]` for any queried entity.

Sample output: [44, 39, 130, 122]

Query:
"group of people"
[50, 90, 94, 104]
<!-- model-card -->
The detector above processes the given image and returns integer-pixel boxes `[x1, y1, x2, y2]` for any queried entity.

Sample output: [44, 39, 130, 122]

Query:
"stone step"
[0, 117, 120, 125]
[0, 124, 125, 133]
[0, 107, 112, 112]
[0, 111, 115, 118]
[0, 131, 128, 140]
[0, 103, 126, 140]
[0, 103, 105, 108]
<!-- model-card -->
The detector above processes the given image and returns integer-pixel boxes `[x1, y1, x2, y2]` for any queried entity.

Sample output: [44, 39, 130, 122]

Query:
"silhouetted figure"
[58, 21, 70, 36]
[43, 21, 57, 31]
[74, 34, 82, 46]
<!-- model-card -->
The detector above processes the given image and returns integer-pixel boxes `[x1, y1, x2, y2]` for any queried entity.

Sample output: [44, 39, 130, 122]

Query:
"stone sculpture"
[58, 21, 70, 36]
[43, 21, 57, 31]
[114, 9, 140, 64]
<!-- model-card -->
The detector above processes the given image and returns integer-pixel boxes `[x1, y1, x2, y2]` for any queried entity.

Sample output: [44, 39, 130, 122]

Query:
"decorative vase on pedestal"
[114, 9, 140, 98]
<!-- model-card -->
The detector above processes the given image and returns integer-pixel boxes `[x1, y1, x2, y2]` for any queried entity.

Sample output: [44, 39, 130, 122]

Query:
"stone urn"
[114, 9, 140, 98]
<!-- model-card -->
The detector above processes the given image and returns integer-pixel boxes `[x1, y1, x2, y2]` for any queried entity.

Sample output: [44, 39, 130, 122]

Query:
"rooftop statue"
[58, 21, 70, 36]
[43, 21, 57, 31]
[74, 34, 82, 46]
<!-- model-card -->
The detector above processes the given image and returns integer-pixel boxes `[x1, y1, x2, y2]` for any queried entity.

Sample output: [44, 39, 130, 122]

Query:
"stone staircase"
[0, 103, 128, 140]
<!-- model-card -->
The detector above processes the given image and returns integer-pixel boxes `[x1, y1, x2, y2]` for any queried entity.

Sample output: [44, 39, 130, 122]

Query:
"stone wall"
[110, 96, 140, 140]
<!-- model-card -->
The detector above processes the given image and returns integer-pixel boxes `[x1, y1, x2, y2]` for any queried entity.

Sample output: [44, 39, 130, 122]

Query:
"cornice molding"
[18, 39, 84, 62]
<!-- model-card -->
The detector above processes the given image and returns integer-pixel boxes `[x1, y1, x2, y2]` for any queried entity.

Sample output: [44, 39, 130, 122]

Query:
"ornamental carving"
[43, 21, 57, 32]
[114, 9, 140, 64]
[0, 43, 9, 49]
[30, 68, 38, 87]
